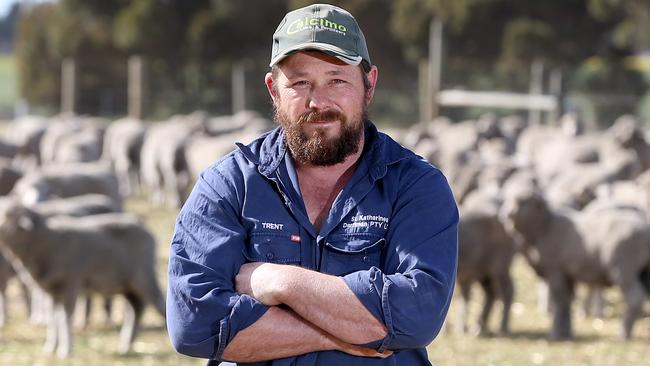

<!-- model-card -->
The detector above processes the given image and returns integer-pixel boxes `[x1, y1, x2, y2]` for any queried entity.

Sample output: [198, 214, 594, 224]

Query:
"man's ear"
[365, 65, 379, 104]
[265, 72, 279, 104]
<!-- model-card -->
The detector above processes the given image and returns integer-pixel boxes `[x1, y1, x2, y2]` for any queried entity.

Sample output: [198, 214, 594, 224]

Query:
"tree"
[16, 3, 61, 113]
[0, 2, 19, 53]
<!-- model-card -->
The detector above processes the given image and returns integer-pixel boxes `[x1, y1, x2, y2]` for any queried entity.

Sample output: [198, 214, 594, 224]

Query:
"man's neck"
[294, 132, 365, 231]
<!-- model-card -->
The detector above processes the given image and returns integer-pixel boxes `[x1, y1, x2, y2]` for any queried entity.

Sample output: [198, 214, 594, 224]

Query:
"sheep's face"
[500, 189, 549, 240]
[610, 116, 642, 148]
[0, 200, 36, 240]
[14, 178, 48, 206]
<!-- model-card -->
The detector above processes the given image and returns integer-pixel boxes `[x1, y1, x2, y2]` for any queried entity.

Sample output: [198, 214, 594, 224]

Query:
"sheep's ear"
[18, 215, 34, 231]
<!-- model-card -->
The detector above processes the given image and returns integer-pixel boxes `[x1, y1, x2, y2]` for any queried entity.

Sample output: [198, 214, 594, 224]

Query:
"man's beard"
[275, 105, 367, 166]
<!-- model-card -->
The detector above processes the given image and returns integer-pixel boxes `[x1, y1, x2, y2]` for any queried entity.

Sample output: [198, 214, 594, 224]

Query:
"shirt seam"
[212, 311, 231, 360]
[377, 276, 394, 352]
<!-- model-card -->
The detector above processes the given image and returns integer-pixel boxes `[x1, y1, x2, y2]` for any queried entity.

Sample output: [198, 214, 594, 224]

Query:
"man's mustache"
[298, 109, 345, 125]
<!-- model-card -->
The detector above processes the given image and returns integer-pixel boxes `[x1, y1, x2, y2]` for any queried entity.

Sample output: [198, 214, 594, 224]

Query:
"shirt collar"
[236, 120, 409, 180]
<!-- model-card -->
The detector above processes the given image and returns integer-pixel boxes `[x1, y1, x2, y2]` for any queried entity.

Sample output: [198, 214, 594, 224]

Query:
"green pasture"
[0, 196, 649, 365]
[0, 55, 16, 104]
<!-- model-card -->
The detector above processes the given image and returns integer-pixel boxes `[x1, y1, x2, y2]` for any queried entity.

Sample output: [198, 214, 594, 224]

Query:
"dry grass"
[1, 196, 650, 365]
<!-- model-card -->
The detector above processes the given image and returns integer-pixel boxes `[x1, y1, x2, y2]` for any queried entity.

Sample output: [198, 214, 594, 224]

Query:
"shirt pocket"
[243, 233, 301, 264]
[321, 236, 385, 276]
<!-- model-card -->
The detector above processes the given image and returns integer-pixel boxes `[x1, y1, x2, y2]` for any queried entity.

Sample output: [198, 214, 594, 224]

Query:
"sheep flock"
[1, 110, 650, 358]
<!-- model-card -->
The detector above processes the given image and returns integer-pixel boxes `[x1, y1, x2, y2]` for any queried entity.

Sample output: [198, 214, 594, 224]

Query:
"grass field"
[1, 196, 650, 365]
[0, 55, 16, 104]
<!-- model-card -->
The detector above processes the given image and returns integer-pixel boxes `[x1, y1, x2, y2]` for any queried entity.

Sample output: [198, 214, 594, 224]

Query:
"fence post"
[232, 63, 246, 114]
[548, 68, 562, 124]
[61, 58, 75, 115]
[418, 59, 429, 123]
[128, 55, 144, 119]
[528, 60, 544, 125]
[427, 18, 443, 123]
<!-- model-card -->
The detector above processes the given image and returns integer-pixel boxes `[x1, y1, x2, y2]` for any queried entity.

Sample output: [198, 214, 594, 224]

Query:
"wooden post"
[418, 60, 429, 123]
[427, 18, 443, 123]
[232, 63, 246, 114]
[547, 68, 562, 125]
[128, 55, 144, 119]
[61, 58, 75, 115]
[528, 60, 544, 125]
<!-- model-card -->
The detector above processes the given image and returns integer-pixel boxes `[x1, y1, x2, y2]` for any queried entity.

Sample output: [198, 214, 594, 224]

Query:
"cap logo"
[286, 16, 347, 35]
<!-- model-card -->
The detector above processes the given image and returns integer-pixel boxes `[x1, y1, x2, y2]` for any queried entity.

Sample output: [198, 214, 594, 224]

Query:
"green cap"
[270, 3, 371, 68]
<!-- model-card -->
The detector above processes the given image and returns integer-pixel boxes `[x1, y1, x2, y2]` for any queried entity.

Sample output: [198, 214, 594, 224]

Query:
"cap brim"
[269, 42, 363, 67]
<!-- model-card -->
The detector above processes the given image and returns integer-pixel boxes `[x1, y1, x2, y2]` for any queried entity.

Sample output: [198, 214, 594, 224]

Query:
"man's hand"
[235, 262, 283, 305]
[335, 340, 393, 359]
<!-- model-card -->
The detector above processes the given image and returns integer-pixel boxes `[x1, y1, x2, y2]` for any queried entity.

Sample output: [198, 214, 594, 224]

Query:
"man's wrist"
[249, 263, 298, 305]
[269, 264, 297, 305]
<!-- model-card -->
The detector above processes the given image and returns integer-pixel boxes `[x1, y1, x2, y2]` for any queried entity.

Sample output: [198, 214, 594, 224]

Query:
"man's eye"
[332, 79, 346, 84]
[292, 80, 309, 87]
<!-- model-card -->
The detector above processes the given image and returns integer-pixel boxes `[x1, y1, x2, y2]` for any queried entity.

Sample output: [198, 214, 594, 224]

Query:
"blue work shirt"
[167, 121, 458, 365]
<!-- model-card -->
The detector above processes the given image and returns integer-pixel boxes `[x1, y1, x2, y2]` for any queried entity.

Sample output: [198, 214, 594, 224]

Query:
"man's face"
[266, 51, 377, 166]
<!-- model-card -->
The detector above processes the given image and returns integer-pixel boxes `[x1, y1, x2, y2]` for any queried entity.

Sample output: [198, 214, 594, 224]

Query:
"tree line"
[14, 0, 650, 125]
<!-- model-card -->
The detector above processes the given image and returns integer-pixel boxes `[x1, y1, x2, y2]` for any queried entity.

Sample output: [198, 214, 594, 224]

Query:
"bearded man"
[166, 4, 458, 366]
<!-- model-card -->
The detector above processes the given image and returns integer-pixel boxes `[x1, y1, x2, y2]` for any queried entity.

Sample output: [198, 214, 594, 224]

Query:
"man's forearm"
[273, 265, 387, 345]
[237, 262, 387, 346]
[222, 305, 389, 362]
[222, 306, 335, 362]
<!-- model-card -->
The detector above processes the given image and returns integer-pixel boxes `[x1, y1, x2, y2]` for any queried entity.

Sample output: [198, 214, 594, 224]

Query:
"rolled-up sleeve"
[166, 168, 268, 360]
[343, 168, 458, 351]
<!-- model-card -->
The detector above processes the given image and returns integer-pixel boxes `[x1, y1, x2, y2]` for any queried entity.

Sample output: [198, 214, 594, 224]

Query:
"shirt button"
[266, 252, 275, 260]
[362, 255, 370, 263]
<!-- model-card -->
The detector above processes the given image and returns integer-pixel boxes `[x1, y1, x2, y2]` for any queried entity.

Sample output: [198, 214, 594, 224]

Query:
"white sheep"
[0, 253, 14, 327]
[102, 117, 147, 196]
[0, 160, 22, 196]
[11, 162, 122, 209]
[139, 115, 205, 207]
[0, 201, 165, 357]
[501, 187, 650, 340]
[6, 115, 49, 169]
[457, 189, 516, 335]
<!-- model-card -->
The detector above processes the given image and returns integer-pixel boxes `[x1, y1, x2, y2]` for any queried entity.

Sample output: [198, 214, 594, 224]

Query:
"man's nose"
[307, 86, 333, 110]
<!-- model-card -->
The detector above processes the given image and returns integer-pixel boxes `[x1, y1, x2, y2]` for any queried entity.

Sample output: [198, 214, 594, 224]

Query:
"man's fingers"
[340, 343, 392, 358]
[378, 350, 393, 358]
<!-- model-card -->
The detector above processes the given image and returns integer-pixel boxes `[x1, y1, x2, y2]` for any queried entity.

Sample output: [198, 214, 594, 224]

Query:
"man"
[167, 3, 458, 365]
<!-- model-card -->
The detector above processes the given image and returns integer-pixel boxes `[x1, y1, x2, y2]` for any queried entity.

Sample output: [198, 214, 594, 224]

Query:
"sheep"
[456, 188, 516, 336]
[6, 115, 49, 169]
[184, 126, 266, 182]
[204, 110, 272, 137]
[139, 115, 206, 207]
[0, 138, 17, 160]
[515, 124, 563, 168]
[53, 128, 104, 164]
[40, 117, 106, 165]
[0, 253, 14, 327]
[0, 160, 22, 195]
[39, 118, 83, 165]
[544, 149, 641, 210]
[11, 162, 122, 209]
[18, 194, 120, 327]
[532, 134, 601, 186]
[32, 194, 121, 217]
[498, 115, 528, 150]
[0, 201, 165, 357]
[102, 117, 146, 196]
[500, 187, 650, 340]
[586, 180, 647, 215]
[607, 115, 650, 171]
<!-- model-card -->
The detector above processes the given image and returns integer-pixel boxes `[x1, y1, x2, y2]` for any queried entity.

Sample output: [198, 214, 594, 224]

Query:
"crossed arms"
[166, 168, 458, 362]
[223, 262, 390, 362]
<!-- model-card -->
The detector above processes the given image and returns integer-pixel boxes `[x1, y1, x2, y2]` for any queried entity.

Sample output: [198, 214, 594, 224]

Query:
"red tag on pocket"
[290, 234, 301, 243]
